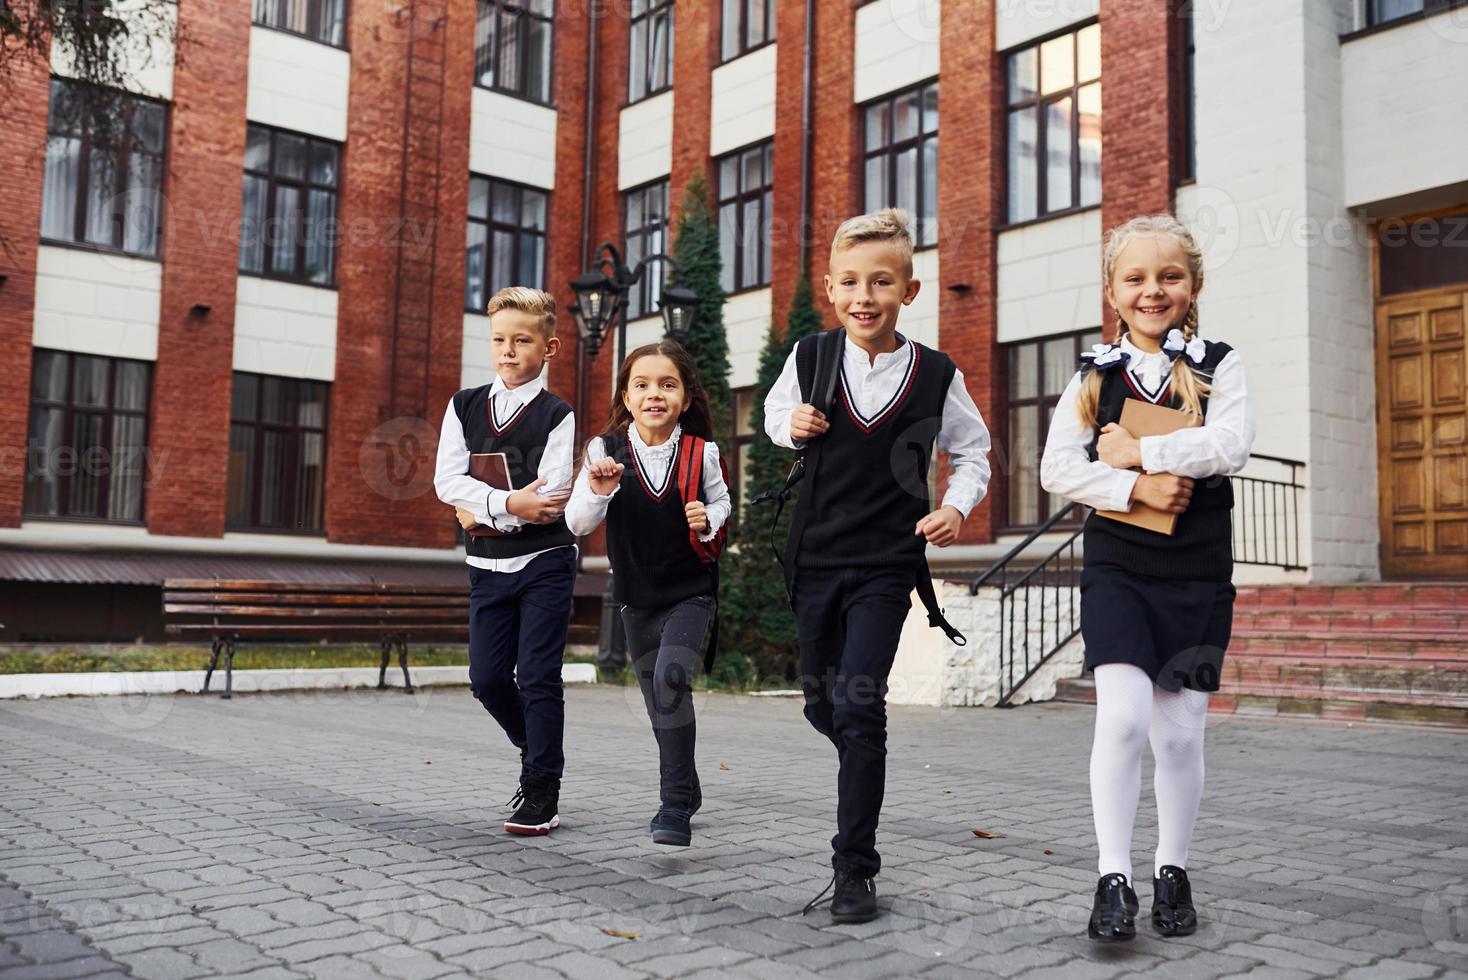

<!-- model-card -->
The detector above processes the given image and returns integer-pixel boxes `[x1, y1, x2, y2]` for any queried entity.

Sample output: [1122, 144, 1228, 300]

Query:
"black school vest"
[1082, 339, 1235, 582]
[601, 431, 717, 609]
[788, 337, 956, 570]
[452, 384, 575, 561]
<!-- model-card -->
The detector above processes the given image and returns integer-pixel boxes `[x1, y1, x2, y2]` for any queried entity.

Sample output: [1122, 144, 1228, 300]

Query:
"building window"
[863, 80, 938, 248]
[466, 175, 548, 312]
[474, 0, 554, 105]
[239, 124, 341, 286]
[623, 180, 668, 321]
[1181, 2, 1196, 183]
[40, 80, 166, 258]
[25, 350, 151, 524]
[716, 141, 773, 293]
[227, 373, 329, 533]
[1368, 0, 1464, 26]
[729, 387, 758, 524]
[1005, 328, 1103, 529]
[1006, 21, 1100, 224]
[629, 0, 674, 103]
[252, 0, 347, 47]
[721, 0, 774, 61]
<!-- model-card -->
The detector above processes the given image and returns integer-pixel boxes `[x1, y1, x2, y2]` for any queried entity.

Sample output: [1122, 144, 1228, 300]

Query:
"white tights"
[1090, 663, 1210, 884]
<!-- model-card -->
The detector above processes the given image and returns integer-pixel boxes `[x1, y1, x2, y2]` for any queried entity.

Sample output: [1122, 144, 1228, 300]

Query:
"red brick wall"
[0, 49, 50, 528]
[668, 0, 716, 224]
[938, 0, 1002, 545]
[807, 2, 860, 327]
[146, 0, 252, 537]
[769, 0, 811, 325]
[325, 0, 475, 548]
[1100, 0, 1183, 340]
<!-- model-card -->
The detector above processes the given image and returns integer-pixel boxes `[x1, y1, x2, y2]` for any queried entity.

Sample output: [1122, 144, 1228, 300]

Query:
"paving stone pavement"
[0, 684, 1465, 979]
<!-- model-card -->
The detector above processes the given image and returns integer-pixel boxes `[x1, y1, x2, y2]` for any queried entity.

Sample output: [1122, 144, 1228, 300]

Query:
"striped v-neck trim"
[630, 436, 678, 501]
[488, 390, 536, 435]
[839, 342, 921, 433]
[1122, 367, 1171, 405]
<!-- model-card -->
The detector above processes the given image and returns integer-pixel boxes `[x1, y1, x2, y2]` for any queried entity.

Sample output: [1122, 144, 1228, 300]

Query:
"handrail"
[969, 501, 1083, 593]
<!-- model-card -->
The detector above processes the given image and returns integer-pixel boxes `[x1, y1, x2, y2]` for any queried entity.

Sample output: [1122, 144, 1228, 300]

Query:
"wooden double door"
[1376, 289, 1468, 578]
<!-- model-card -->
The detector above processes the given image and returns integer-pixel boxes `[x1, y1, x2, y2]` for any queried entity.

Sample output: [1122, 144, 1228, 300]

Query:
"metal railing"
[970, 453, 1306, 706]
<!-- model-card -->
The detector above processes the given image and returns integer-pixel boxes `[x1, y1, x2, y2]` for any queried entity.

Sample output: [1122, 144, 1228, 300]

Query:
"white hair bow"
[1162, 328, 1207, 365]
[1080, 343, 1129, 371]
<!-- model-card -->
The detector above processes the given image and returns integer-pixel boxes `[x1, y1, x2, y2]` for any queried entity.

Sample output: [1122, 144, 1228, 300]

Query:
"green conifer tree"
[669, 173, 731, 439]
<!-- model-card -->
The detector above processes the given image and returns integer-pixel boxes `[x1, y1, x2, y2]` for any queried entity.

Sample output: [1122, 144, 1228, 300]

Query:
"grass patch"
[0, 644, 601, 674]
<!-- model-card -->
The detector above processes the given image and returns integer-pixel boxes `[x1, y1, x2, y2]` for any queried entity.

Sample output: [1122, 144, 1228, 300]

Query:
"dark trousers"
[467, 547, 576, 779]
[794, 566, 913, 877]
[621, 595, 712, 810]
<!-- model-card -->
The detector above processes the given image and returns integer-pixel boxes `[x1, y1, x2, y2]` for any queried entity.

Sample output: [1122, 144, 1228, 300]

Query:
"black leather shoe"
[829, 871, 878, 924]
[650, 807, 692, 847]
[1088, 873, 1138, 942]
[504, 774, 560, 835]
[1152, 865, 1198, 936]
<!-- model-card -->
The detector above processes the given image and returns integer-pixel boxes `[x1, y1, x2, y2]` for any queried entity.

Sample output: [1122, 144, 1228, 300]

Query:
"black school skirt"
[1079, 566, 1236, 693]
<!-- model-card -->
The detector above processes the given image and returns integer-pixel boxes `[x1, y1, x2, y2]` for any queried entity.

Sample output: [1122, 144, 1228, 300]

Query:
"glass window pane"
[468, 176, 489, 220]
[475, 0, 496, 87]
[114, 361, 149, 412]
[521, 188, 547, 230]
[83, 148, 119, 247]
[865, 154, 887, 213]
[921, 135, 938, 247]
[271, 184, 301, 275]
[1045, 97, 1074, 213]
[741, 197, 761, 288]
[68, 413, 104, 517]
[1078, 82, 1102, 208]
[497, 7, 522, 94]
[309, 141, 338, 186]
[41, 135, 80, 242]
[31, 350, 68, 402]
[491, 229, 515, 294]
[894, 88, 920, 142]
[922, 83, 938, 134]
[866, 102, 890, 152]
[718, 155, 739, 200]
[465, 222, 487, 311]
[244, 125, 271, 171]
[651, 9, 672, 90]
[895, 145, 917, 218]
[304, 188, 335, 284]
[527, 14, 552, 103]
[23, 406, 65, 517]
[1040, 33, 1075, 95]
[629, 17, 647, 101]
[1374, 0, 1424, 23]
[1008, 47, 1038, 105]
[625, 188, 645, 234]
[722, 0, 741, 59]
[275, 133, 307, 180]
[298, 431, 325, 530]
[1007, 109, 1037, 223]
[1077, 23, 1100, 82]
[297, 381, 326, 428]
[123, 149, 161, 255]
[718, 203, 736, 293]
[1008, 406, 1038, 527]
[1043, 337, 1075, 396]
[260, 376, 288, 425]
[227, 423, 254, 526]
[518, 231, 544, 289]
[742, 146, 763, 192]
[258, 430, 283, 526]
[1010, 342, 1038, 400]
[760, 188, 772, 285]
[232, 374, 258, 422]
[491, 181, 517, 223]
[73, 356, 109, 408]
[240, 175, 268, 274]
[108, 414, 146, 522]
[132, 102, 166, 154]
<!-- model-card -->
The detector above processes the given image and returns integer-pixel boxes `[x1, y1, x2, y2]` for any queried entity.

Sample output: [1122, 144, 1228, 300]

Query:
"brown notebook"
[1095, 399, 1203, 536]
[466, 452, 516, 538]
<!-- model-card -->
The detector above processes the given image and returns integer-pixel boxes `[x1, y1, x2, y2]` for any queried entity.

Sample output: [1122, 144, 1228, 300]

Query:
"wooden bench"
[163, 579, 470, 699]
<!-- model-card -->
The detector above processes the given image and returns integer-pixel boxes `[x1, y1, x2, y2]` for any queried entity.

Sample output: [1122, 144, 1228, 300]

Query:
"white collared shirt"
[762, 334, 993, 519]
[565, 423, 732, 542]
[1040, 335, 1256, 512]
[432, 374, 577, 572]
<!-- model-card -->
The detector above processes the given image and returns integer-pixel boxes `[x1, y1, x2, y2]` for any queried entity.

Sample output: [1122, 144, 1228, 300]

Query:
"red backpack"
[676, 432, 728, 564]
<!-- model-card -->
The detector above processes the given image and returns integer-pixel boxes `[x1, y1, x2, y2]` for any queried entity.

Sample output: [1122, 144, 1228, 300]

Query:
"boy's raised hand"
[507, 478, 571, 524]
[790, 403, 830, 442]
[587, 457, 625, 496]
[914, 505, 963, 547]
[685, 499, 710, 534]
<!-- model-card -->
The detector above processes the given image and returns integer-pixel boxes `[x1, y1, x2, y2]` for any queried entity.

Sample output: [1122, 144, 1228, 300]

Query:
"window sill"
[623, 86, 673, 111]
[250, 21, 349, 52]
[224, 525, 328, 538]
[472, 82, 555, 110]
[995, 203, 1100, 234]
[718, 38, 776, 67]
[1341, 0, 1468, 42]
[39, 238, 162, 263]
[238, 270, 339, 291]
[21, 514, 147, 528]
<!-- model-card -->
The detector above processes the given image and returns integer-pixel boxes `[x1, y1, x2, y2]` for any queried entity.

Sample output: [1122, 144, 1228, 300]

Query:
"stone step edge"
[1053, 677, 1468, 712]
[0, 663, 599, 700]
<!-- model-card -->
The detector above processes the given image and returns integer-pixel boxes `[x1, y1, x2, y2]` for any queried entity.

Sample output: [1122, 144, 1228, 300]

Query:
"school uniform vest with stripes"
[600, 431, 717, 609]
[452, 384, 575, 561]
[1082, 338, 1235, 582]
[788, 336, 956, 569]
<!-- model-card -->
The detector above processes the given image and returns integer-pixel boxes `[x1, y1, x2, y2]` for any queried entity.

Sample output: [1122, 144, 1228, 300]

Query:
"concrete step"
[1234, 582, 1468, 611]
[1233, 607, 1468, 634]
[1229, 632, 1468, 662]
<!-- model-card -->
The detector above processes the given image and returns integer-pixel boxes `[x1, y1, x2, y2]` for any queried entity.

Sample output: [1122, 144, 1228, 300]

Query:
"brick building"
[0, 0, 1466, 642]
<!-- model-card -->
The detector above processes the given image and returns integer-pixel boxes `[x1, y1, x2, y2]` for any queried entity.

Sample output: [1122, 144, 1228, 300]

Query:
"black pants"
[621, 595, 712, 811]
[794, 566, 913, 877]
[467, 547, 576, 779]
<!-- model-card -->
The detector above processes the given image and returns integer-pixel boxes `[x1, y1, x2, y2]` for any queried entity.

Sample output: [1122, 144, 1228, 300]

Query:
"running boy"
[434, 286, 576, 836]
[764, 209, 992, 923]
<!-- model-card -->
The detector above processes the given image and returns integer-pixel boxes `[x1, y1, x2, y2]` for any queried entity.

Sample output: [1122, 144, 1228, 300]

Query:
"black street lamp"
[569, 242, 700, 365]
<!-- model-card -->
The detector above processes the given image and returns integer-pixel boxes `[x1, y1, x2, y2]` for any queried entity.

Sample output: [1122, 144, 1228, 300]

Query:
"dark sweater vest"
[788, 337, 956, 570]
[1082, 339, 1235, 582]
[452, 384, 575, 561]
[601, 431, 716, 609]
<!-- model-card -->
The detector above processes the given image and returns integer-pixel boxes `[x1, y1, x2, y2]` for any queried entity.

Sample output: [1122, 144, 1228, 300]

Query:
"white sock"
[1151, 684, 1209, 876]
[1089, 664, 1155, 883]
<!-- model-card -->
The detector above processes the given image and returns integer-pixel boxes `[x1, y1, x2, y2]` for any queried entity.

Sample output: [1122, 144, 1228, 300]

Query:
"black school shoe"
[1087, 873, 1139, 942]
[1152, 865, 1198, 936]
[802, 871, 878, 924]
[504, 773, 560, 836]
[649, 807, 692, 847]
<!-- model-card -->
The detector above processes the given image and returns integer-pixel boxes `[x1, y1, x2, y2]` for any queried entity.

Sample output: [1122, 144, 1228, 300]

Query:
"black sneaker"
[1088, 873, 1139, 942]
[649, 807, 692, 847]
[504, 774, 560, 836]
[1152, 865, 1198, 936]
[802, 871, 878, 924]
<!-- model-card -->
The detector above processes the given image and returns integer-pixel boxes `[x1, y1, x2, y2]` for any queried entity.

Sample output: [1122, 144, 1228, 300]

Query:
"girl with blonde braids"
[1041, 214, 1256, 944]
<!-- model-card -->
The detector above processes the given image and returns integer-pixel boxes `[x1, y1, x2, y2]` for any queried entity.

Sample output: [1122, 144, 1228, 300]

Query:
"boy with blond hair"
[765, 209, 992, 922]
[434, 286, 576, 836]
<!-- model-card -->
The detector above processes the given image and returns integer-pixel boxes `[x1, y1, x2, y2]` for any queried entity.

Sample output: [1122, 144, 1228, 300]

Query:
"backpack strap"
[678, 433, 720, 565]
[915, 561, 966, 646]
